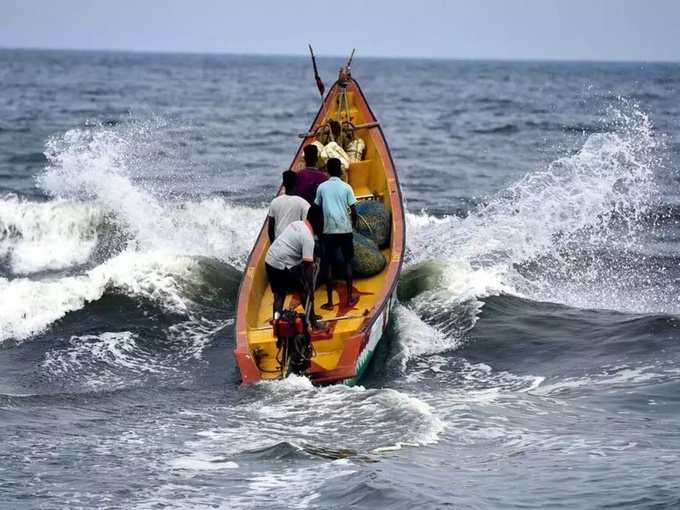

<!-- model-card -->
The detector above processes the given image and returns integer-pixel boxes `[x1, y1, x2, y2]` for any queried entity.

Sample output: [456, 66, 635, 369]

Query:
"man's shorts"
[265, 263, 303, 296]
[321, 233, 354, 265]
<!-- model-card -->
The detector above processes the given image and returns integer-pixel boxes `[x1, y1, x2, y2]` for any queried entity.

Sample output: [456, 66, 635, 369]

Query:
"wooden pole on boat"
[308, 44, 325, 98]
[346, 48, 355, 70]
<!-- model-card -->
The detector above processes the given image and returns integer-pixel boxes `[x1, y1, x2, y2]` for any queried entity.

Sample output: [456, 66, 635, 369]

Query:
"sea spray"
[0, 120, 266, 342]
[38, 120, 265, 263]
[406, 103, 661, 315]
[0, 195, 103, 274]
[0, 252, 199, 342]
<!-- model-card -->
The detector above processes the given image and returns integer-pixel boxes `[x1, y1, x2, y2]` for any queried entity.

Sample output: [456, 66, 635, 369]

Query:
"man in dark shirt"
[295, 144, 328, 205]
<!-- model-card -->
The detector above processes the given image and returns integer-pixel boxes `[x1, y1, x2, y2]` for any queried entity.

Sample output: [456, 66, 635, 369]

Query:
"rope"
[356, 212, 374, 238]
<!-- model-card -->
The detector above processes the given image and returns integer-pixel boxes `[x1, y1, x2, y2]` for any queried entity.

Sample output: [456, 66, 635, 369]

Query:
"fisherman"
[267, 170, 310, 242]
[295, 145, 328, 205]
[264, 205, 324, 328]
[315, 120, 351, 180]
[314, 157, 359, 309]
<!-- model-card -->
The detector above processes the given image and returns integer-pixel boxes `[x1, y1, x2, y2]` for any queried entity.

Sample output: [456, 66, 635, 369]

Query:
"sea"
[1, 49, 679, 509]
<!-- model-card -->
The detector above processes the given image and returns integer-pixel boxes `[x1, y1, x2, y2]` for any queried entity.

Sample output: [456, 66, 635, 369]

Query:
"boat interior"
[243, 86, 395, 380]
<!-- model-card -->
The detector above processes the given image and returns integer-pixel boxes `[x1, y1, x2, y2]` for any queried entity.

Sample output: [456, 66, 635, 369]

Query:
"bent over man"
[264, 205, 324, 328]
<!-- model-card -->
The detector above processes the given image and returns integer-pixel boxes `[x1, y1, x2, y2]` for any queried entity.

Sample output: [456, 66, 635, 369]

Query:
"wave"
[1, 103, 665, 350]
[524, 120, 610, 134]
[0, 195, 104, 274]
[531, 361, 680, 397]
[390, 305, 465, 371]
[471, 123, 519, 135]
[1, 250, 243, 343]
[0, 194, 264, 277]
[407, 102, 662, 313]
[392, 101, 667, 366]
[42, 331, 172, 390]
[0, 125, 30, 133]
[37, 120, 265, 265]
[41, 315, 231, 390]
[0, 252, 202, 342]
[0, 119, 266, 342]
[149, 377, 445, 510]
[187, 376, 444, 457]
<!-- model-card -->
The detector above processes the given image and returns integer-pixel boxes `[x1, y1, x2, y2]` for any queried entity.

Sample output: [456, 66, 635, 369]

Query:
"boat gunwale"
[234, 77, 406, 385]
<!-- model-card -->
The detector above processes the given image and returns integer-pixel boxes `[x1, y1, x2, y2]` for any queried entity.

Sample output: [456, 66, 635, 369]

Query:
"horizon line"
[1, 45, 679, 65]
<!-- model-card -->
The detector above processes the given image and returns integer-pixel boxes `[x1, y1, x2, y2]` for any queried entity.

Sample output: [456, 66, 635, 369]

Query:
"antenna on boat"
[346, 48, 355, 71]
[308, 44, 325, 98]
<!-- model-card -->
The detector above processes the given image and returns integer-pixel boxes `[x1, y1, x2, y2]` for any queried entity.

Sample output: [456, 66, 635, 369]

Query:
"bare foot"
[320, 302, 334, 311]
[347, 295, 359, 307]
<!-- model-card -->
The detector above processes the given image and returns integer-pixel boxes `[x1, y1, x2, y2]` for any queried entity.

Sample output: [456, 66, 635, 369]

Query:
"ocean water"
[1, 49, 680, 508]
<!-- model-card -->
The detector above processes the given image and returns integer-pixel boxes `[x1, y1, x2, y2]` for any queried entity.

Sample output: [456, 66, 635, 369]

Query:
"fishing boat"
[234, 58, 405, 385]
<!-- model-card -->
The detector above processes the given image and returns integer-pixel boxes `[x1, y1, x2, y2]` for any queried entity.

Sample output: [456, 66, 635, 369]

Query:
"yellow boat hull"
[234, 76, 405, 385]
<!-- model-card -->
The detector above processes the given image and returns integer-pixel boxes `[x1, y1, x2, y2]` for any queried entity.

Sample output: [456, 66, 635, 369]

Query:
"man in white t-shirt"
[268, 170, 310, 242]
[264, 205, 324, 328]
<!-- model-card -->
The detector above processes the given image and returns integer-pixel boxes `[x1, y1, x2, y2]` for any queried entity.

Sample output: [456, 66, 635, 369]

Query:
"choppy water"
[1, 49, 680, 509]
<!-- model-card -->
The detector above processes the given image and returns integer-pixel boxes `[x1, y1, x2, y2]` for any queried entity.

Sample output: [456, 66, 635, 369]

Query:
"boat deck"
[248, 247, 391, 379]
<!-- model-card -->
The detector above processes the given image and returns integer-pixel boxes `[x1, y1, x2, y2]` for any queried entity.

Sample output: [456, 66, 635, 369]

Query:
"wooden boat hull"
[340, 292, 396, 386]
[234, 75, 405, 386]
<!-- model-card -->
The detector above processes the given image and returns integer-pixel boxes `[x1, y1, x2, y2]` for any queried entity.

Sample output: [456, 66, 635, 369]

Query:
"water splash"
[407, 102, 662, 314]
[0, 195, 103, 274]
[0, 119, 264, 343]
[37, 119, 265, 265]
[0, 252, 202, 342]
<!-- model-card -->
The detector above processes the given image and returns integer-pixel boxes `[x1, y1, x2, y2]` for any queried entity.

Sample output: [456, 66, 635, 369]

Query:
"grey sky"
[2, 0, 679, 61]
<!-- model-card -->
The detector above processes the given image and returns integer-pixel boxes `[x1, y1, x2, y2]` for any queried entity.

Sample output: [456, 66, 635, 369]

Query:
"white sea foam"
[530, 362, 679, 396]
[167, 454, 239, 473]
[392, 305, 464, 369]
[242, 462, 353, 510]
[181, 379, 445, 464]
[0, 120, 265, 342]
[42, 331, 172, 389]
[406, 102, 662, 315]
[38, 120, 265, 264]
[0, 251, 205, 342]
[0, 194, 103, 274]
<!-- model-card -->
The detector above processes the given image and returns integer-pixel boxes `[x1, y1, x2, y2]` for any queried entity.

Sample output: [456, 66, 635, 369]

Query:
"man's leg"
[272, 291, 285, 317]
[346, 260, 358, 306]
[313, 238, 324, 288]
[321, 235, 334, 310]
[266, 263, 287, 318]
[342, 233, 358, 307]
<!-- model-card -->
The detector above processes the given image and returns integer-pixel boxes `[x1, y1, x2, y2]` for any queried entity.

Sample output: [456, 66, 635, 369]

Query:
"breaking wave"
[0, 119, 264, 343]
[407, 103, 661, 303]
[1, 103, 667, 355]
[0, 195, 104, 274]
[185, 375, 444, 459]
[397, 102, 665, 362]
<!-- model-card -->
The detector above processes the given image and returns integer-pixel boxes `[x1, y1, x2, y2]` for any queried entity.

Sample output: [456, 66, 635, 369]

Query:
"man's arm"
[314, 186, 322, 207]
[267, 217, 276, 243]
[347, 186, 358, 230]
[301, 227, 318, 326]
[303, 260, 316, 322]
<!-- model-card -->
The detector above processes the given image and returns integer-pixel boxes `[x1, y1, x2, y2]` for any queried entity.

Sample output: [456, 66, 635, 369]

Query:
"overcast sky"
[2, 0, 679, 61]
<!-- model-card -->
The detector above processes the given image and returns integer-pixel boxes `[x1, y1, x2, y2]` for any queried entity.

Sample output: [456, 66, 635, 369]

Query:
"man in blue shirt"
[314, 158, 358, 309]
